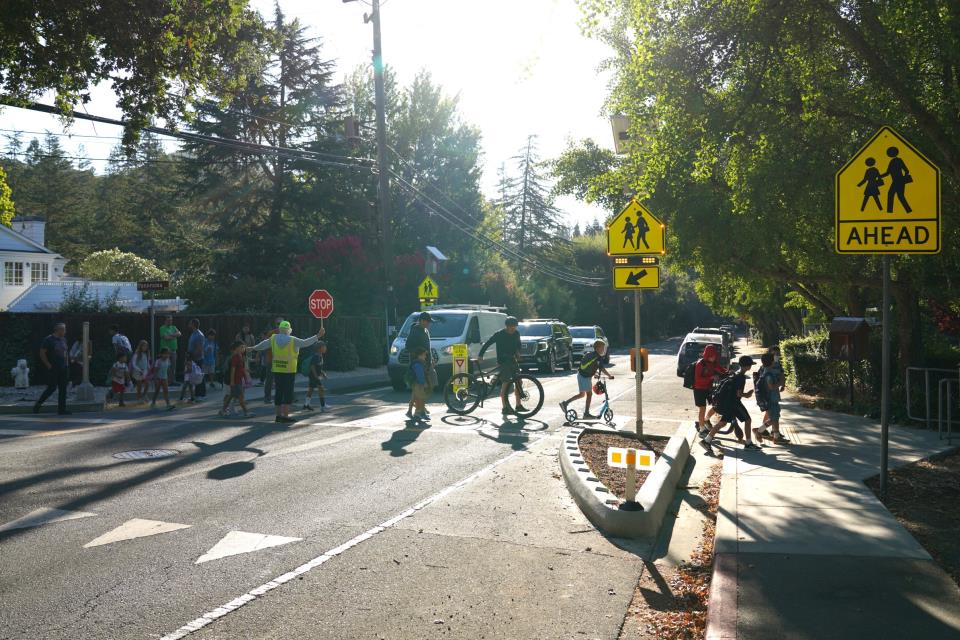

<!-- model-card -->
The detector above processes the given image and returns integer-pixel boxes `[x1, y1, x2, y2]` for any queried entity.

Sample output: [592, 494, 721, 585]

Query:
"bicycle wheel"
[505, 374, 544, 419]
[444, 373, 483, 415]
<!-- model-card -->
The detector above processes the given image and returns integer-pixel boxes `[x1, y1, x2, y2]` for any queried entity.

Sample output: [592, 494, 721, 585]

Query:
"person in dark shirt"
[34, 322, 70, 415]
[560, 340, 613, 419]
[479, 316, 525, 416]
[406, 312, 434, 408]
[700, 355, 759, 455]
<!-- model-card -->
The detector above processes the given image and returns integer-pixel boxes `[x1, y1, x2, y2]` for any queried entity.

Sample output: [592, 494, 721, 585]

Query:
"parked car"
[569, 325, 611, 364]
[517, 319, 574, 374]
[387, 305, 507, 391]
[676, 332, 727, 377]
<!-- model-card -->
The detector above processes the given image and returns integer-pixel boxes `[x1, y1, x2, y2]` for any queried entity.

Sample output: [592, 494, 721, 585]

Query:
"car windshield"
[518, 323, 551, 337]
[398, 314, 469, 339]
[570, 328, 596, 338]
[683, 342, 706, 356]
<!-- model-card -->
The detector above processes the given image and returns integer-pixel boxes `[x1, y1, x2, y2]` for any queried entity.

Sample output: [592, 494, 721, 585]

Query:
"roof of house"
[0, 223, 61, 255]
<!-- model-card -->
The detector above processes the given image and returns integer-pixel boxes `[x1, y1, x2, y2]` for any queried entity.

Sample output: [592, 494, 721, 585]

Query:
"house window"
[4, 262, 24, 286]
[31, 262, 49, 283]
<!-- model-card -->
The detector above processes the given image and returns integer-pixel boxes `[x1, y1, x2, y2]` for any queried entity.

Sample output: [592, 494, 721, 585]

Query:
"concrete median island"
[560, 422, 693, 539]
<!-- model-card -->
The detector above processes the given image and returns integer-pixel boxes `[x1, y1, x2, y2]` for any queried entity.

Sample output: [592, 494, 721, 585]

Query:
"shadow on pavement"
[380, 419, 430, 457]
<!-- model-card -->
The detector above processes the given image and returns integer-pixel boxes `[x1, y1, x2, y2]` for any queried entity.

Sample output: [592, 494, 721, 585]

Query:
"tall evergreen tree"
[501, 136, 567, 260]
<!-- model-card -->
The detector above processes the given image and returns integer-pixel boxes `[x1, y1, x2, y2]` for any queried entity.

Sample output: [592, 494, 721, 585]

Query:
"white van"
[388, 305, 508, 390]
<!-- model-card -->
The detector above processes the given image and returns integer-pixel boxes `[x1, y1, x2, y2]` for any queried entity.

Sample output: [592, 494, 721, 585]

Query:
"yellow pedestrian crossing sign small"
[418, 276, 439, 300]
[607, 199, 666, 256]
[836, 127, 940, 254]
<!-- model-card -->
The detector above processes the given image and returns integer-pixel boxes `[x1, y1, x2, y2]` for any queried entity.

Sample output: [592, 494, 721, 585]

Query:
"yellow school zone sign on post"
[418, 276, 439, 300]
[607, 199, 666, 256]
[836, 127, 940, 254]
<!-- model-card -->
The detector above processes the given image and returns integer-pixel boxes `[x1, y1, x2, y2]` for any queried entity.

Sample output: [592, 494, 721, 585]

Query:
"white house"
[0, 217, 69, 310]
[1, 216, 183, 313]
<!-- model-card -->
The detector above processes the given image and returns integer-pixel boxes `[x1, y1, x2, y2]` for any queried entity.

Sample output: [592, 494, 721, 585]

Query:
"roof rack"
[522, 318, 562, 323]
[424, 304, 508, 312]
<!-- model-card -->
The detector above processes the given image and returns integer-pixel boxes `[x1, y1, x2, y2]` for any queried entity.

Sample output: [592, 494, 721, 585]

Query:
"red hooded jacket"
[693, 344, 727, 390]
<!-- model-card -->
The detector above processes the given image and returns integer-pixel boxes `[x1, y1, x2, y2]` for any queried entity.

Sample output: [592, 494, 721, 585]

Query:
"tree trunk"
[893, 279, 920, 371]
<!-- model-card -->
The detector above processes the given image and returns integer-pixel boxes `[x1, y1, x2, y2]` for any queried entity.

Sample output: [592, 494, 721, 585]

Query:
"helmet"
[593, 380, 607, 395]
[505, 316, 518, 326]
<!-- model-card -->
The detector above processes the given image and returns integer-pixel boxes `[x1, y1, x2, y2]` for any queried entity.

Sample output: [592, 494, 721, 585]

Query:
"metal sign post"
[634, 291, 643, 437]
[880, 256, 891, 498]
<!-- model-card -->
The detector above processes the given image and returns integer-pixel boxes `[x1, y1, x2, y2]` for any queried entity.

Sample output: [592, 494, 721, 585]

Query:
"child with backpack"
[754, 352, 789, 444]
[560, 340, 614, 419]
[687, 344, 727, 435]
[109, 352, 131, 408]
[699, 355, 760, 455]
[303, 341, 328, 412]
[406, 348, 430, 421]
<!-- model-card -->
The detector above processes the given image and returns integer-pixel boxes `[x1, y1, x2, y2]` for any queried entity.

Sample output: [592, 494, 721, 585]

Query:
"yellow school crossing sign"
[607, 199, 666, 256]
[836, 127, 940, 254]
[418, 276, 439, 300]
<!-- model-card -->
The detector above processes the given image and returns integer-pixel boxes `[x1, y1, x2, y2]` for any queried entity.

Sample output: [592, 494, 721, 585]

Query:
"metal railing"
[938, 379, 958, 443]
[906, 366, 959, 441]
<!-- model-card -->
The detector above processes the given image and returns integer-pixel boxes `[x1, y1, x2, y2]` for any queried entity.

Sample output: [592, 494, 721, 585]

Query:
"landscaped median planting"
[559, 423, 694, 539]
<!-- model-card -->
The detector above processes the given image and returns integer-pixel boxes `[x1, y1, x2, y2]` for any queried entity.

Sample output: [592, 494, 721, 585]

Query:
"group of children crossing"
[103, 334, 329, 418]
[687, 343, 788, 456]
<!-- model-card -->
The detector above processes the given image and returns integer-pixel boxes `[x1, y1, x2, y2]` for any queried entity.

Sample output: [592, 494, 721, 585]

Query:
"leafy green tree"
[79, 248, 167, 282]
[0, 0, 263, 144]
[0, 164, 13, 226]
[572, 0, 960, 365]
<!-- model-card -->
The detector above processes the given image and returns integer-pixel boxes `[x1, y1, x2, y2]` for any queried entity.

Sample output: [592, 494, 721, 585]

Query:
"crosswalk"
[0, 507, 302, 564]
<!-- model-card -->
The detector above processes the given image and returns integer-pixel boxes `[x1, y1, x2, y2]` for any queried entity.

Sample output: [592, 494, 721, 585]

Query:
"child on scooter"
[560, 340, 613, 419]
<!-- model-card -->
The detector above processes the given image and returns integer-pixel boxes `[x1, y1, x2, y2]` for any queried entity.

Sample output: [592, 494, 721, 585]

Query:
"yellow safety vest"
[270, 335, 298, 373]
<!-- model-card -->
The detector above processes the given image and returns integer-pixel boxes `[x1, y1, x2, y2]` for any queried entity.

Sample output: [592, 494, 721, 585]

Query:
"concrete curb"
[559, 423, 694, 539]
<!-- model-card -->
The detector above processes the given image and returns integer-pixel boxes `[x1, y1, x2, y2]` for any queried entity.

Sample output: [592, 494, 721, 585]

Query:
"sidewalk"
[707, 397, 960, 639]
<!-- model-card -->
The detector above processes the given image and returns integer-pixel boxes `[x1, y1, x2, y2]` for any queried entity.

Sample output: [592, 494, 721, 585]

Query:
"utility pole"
[344, 0, 392, 340]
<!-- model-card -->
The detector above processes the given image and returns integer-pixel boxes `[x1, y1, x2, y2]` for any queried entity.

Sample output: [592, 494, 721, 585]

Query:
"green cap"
[279, 320, 292, 330]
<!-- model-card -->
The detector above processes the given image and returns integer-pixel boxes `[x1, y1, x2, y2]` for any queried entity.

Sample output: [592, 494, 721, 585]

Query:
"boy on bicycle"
[560, 340, 613, 419]
[478, 316, 525, 416]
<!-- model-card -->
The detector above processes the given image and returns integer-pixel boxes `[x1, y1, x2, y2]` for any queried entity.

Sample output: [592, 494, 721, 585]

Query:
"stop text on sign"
[308, 289, 334, 320]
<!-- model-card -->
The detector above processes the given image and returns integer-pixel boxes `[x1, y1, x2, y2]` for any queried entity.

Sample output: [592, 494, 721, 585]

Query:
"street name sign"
[613, 266, 660, 290]
[835, 126, 940, 254]
[137, 280, 169, 291]
[308, 289, 334, 320]
[607, 199, 666, 256]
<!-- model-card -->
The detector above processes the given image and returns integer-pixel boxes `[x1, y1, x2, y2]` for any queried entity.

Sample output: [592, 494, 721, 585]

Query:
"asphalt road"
[0, 339, 697, 639]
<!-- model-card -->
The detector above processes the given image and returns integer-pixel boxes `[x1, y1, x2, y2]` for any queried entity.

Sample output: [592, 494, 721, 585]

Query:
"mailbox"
[829, 317, 871, 361]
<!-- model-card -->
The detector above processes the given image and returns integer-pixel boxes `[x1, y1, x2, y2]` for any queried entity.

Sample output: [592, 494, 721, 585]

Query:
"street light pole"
[344, 0, 393, 341]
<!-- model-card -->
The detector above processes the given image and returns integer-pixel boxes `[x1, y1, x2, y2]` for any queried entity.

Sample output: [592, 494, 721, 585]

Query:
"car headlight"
[390, 345, 399, 355]
[537, 342, 548, 351]
[442, 345, 455, 355]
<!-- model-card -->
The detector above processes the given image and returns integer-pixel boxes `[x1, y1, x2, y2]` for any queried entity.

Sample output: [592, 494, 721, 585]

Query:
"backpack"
[682, 361, 698, 389]
[754, 367, 770, 410]
[712, 374, 739, 411]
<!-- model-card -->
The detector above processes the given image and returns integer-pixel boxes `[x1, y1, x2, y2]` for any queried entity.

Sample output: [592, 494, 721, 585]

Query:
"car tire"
[540, 350, 556, 374]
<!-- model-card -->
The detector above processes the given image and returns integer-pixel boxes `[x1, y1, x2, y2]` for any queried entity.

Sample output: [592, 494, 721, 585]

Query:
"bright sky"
[0, 0, 614, 229]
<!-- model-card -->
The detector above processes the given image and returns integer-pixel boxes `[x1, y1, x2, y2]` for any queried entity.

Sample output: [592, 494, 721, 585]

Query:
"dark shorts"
[694, 389, 710, 407]
[497, 359, 519, 382]
[721, 401, 750, 424]
[274, 372, 296, 406]
[309, 375, 324, 389]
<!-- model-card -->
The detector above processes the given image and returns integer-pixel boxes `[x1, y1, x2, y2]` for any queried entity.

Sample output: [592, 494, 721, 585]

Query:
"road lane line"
[159, 447, 528, 640]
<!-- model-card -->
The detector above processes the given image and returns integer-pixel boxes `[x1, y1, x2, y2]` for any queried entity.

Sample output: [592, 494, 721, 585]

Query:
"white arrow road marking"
[0, 507, 96, 532]
[83, 518, 192, 548]
[195, 531, 302, 564]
